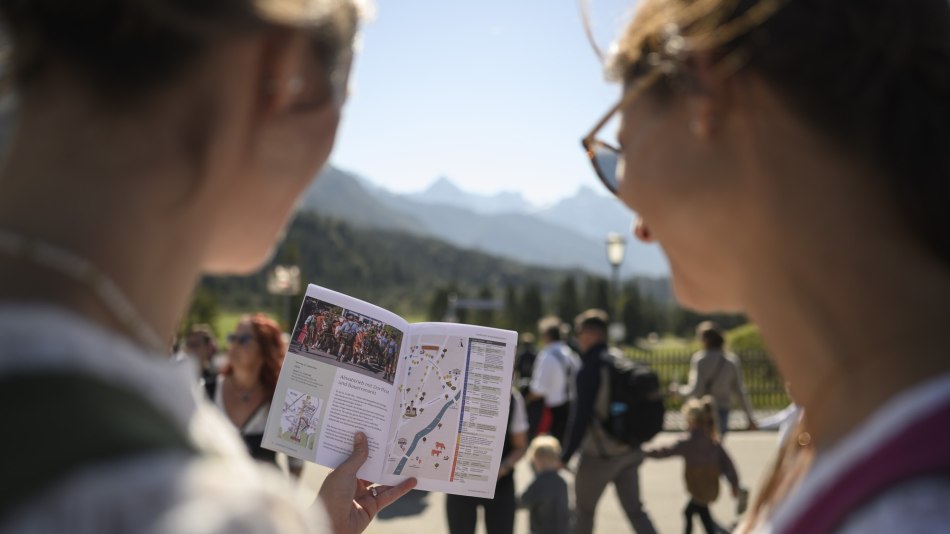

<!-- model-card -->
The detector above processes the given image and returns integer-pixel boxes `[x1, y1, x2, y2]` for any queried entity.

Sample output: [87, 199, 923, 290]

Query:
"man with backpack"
[561, 309, 662, 534]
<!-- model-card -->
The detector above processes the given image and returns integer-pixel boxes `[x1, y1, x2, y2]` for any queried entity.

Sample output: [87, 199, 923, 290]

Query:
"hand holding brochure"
[262, 284, 517, 498]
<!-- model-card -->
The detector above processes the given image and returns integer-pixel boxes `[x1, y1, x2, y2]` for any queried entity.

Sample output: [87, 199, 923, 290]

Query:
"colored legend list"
[450, 338, 507, 483]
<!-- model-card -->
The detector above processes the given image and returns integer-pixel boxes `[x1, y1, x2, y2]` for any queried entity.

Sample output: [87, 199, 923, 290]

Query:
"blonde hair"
[601, 0, 787, 83]
[735, 417, 814, 533]
[528, 435, 562, 469]
[683, 395, 719, 443]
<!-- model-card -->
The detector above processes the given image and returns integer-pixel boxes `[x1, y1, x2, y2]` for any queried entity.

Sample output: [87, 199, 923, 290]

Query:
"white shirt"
[529, 341, 580, 408]
[212, 375, 270, 434]
[0, 305, 328, 534]
[509, 389, 529, 435]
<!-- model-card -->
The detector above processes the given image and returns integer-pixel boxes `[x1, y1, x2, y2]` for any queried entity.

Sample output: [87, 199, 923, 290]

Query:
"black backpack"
[599, 347, 665, 446]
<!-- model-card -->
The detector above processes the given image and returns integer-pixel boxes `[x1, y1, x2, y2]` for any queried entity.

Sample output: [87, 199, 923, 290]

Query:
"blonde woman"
[583, 0, 950, 532]
[0, 0, 414, 532]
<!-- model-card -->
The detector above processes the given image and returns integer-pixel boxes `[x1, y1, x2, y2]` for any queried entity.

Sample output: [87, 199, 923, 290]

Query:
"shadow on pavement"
[378, 490, 430, 520]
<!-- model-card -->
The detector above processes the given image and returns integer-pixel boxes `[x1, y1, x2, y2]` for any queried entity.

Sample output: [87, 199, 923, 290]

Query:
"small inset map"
[385, 335, 468, 480]
[278, 389, 322, 450]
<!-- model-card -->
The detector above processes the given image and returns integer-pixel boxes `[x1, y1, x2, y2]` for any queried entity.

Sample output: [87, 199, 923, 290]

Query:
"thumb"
[337, 432, 369, 475]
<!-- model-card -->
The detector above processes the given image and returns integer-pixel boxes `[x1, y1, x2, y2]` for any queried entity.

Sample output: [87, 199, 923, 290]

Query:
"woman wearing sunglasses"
[584, 0, 950, 532]
[205, 314, 298, 472]
[0, 0, 414, 532]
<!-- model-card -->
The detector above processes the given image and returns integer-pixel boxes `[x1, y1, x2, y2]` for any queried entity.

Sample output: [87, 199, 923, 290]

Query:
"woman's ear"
[255, 30, 312, 118]
[685, 54, 734, 140]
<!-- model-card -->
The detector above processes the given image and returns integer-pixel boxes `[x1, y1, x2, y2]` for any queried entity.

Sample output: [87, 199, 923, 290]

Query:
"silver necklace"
[230, 379, 256, 402]
[0, 229, 166, 352]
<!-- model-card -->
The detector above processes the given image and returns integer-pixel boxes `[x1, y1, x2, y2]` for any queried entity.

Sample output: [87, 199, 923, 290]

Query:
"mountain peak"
[425, 176, 463, 195]
[576, 185, 600, 197]
[411, 176, 533, 215]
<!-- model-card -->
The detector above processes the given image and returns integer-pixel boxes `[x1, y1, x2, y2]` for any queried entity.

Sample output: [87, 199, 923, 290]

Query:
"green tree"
[583, 275, 611, 316]
[727, 323, 768, 353]
[454, 290, 470, 324]
[274, 241, 302, 266]
[556, 275, 580, 325]
[428, 286, 451, 321]
[180, 286, 219, 337]
[638, 296, 669, 337]
[475, 286, 495, 326]
[619, 281, 643, 344]
[502, 284, 521, 331]
[521, 283, 543, 332]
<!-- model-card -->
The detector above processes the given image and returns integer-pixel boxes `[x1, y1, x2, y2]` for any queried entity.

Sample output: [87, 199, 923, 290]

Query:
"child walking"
[518, 435, 571, 534]
[646, 396, 741, 534]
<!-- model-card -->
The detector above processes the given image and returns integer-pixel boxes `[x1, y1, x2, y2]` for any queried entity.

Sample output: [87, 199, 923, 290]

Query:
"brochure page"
[381, 322, 517, 497]
[262, 284, 408, 481]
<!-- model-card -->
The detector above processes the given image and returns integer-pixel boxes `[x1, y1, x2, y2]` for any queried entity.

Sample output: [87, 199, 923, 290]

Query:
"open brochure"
[262, 284, 517, 498]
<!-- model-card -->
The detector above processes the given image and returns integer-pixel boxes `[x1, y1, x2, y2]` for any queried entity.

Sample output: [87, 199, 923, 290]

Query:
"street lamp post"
[605, 232, 627, 342]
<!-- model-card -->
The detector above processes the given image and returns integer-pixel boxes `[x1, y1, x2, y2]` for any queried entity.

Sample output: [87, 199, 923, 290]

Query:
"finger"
[336, 432, 369, 475]
[354, 479, 372, 498]
[372, 478, 418, 511]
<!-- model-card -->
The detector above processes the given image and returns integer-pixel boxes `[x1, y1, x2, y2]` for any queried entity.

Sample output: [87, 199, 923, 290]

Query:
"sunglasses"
[227, 333, 255, 346]
[581, 0, 785, 196]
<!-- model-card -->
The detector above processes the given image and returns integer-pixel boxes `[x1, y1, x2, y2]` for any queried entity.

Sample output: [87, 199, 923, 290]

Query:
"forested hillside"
[201, 212, 578, 315]
[191, 214, 720, 339]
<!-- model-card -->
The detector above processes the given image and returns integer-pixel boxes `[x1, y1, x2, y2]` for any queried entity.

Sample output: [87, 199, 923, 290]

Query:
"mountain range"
[298, 166, 670, 277]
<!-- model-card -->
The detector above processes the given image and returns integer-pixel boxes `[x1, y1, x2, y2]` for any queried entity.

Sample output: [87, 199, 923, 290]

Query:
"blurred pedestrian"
[526, 316, 580, 444]
[645, 396, 742, 534]
[445, 387, 529, 534]
[674, 321, 757, 435]
[205, 314, 297, 473]
[561, 309, 657, 534]
[518, 435, 571, 534]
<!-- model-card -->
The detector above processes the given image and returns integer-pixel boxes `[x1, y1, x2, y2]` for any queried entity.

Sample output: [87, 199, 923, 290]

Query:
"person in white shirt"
[527, 316, 581, 445]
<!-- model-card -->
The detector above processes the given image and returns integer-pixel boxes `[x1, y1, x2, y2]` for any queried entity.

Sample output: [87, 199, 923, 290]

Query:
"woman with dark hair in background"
[674, 320, 757, 436]
[0, 0, 414, 532]
[583, 0, 950, 531]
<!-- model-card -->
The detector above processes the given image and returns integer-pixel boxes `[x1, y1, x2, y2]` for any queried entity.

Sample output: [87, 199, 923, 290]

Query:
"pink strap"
[784, 398, 950, 534]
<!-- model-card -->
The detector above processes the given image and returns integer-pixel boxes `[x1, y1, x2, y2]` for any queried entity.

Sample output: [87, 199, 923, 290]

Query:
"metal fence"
[626, 348, 789, 413]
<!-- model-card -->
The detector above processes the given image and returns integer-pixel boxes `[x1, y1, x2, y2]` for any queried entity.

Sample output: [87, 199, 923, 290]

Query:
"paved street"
[294, 431, 781, 534]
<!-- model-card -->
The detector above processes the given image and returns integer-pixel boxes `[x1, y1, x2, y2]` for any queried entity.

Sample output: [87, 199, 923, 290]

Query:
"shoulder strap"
[703, 353, 727, 394]
[589, 348, 612, 458]
[0, 373, 194, 519]
[552, 345, 576, 398]
[785, 397, 950, 534]
[204, 373, 218, 400]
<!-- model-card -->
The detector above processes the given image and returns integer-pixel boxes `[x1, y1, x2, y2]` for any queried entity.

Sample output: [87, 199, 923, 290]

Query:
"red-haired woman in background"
[206, 314, 298, 474]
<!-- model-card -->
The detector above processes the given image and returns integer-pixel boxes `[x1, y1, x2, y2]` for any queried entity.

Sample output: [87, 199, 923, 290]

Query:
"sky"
[330, 0, 637, 207]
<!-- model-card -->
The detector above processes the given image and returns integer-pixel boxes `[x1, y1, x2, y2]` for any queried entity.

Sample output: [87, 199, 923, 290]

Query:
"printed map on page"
[277, 388, 323, 450]
[384, 334, 469, 480]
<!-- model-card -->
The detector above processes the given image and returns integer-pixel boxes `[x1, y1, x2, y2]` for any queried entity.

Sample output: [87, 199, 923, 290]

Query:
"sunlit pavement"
[293, 431, 781, 534]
